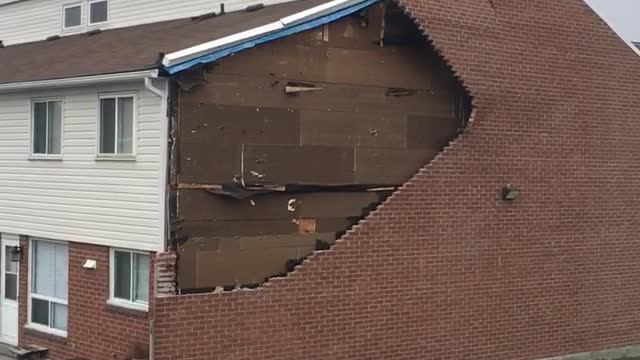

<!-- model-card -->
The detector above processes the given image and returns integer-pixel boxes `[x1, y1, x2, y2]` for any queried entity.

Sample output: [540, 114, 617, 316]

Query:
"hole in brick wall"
[173, 0, 473, 294]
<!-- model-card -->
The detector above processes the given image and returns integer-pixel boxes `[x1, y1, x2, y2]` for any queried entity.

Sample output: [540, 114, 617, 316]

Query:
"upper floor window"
[63, 4, 82, 29]
[89, 0, 108, 25]
[32, 100, 63, 156]
[99, 94, 135, 155]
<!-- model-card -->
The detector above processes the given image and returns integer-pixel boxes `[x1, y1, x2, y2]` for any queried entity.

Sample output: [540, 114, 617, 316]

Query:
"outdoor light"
[502, 185, 521, 201]
[10, 246, 22, 263]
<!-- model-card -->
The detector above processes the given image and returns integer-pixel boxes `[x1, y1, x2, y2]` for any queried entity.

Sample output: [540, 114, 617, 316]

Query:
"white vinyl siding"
[0, 81, 164, 251]
[0, 0, 299, 46]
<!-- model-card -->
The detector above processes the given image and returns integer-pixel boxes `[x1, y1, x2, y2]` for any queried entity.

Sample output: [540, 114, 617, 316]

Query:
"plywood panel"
[406, 115, 459, 149]
[354, 147, 439, 185]
[181, 104, 301, 146]
[184, 73, 455, 116]
[242, 144, 355, 185]
[300, 110, 406, 148]
[179, 143, 241, 184]
[179, 190, 387, 220]
[182, 217, 357, 237]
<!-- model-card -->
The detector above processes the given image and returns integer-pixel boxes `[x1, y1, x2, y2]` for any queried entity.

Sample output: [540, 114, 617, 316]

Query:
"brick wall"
[154, 0, 640, 359]
[19, 240, 151, 360]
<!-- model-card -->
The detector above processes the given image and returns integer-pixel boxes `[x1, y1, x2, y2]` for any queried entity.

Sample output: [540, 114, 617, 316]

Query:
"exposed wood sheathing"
[174, 2, 471, 290]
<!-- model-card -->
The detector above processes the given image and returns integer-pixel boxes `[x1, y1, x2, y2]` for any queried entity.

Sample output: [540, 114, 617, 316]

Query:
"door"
[0, 235, 19, 346]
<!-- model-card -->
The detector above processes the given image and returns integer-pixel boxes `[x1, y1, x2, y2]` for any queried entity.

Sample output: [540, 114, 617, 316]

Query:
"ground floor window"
[29, 239, 68, 334]
[109, 249, 149, 310]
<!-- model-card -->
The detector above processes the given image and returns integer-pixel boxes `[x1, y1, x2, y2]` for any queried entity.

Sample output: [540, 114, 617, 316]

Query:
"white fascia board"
[0, 0, 26, 6]
[280, 0, 361, 26]
[163, 0, 363, 68]
[162, 22, 284, 67]
[0, 69, 159, 93]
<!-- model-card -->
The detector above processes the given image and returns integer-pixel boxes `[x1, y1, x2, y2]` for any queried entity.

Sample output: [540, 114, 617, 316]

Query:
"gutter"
[163, 0, 379, 73]
[0, 69, 159, 93]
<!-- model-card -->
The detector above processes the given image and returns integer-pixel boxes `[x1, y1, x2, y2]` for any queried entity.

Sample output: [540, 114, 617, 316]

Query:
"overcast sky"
[585, 0, 640, 42]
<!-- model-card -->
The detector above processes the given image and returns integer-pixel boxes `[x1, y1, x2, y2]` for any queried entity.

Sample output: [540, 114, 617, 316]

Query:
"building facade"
[1, 0, 640, 359]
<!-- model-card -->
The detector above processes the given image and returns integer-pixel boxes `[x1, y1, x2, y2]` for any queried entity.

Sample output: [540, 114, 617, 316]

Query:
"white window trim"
[87, 0, 109, 26]
[96, 92, 137, 158]
[108, 248, 149, 312]
[62, 3, 84, 31]
[27, 238, 68, 338]
[29, 97, 64, 160]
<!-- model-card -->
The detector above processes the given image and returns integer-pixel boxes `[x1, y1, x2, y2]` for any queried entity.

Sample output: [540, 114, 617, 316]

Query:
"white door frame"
[0, 234, 19, 346]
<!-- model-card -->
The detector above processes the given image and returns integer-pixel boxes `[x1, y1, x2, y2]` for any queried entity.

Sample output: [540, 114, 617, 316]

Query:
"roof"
[0, 0, 329, 85]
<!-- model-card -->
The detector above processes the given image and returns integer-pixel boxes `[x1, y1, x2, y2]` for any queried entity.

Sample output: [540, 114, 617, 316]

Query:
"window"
[32, 100, 63, 156]
[89, 0, 108, 24]
[99, 95, 135, 155]
[4, 246, 18, 301]
[30, 240, 68, 335]
[110, 249, 149, 310]
[63, 4, 82, 29]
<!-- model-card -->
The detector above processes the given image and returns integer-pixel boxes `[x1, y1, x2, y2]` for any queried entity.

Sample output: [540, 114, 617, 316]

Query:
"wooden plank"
[406, 115, 459, 149]
[328, 3, 385, 50]
[181, 104, 301, 146]
[182, 217, 357, 237]
[354, 147, 439, 185]
[242, 144, 355, 185]
[178, 190, 388, 221]
[178, 143, 241, 184]
[179, 234, 335, 287]
[300, 109, 406, 148]
[184, 73, 456, 116]
[326, 46, 452, 89]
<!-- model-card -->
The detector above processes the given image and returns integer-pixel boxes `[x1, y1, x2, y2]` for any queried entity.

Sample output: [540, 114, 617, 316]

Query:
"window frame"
[108, 248, 149, 312]
[30, 97, 64, 160]
[87, 0, 109, 26]
[62, 3, 84, 30]
[96, 92, 137, 159]
[27, 238, 68, 338]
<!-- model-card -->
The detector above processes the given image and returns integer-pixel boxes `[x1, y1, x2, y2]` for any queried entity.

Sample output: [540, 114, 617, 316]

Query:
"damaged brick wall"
[155, 0, 640, 359]
[174, 1, 470, 291]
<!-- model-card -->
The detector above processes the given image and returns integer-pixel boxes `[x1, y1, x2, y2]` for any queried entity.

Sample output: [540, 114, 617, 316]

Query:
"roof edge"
[0, 69, 159, 93]
[163, 0, 379, 72]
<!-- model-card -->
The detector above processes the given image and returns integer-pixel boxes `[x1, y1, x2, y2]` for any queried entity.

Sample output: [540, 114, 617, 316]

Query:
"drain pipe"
[143, 74, 170, 360]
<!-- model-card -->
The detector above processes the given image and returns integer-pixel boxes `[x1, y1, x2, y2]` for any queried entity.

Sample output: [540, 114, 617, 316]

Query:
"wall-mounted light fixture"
[502, 185, 521, 201]
[10, 246, 22, 263]
[83, 259, 97, 270]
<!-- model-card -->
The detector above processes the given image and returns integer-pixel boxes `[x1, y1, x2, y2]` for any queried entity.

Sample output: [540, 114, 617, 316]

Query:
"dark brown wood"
[354, 147, 439, 184]
[182, 217, 357, 237]
[242, 144, 355, 185]
[406, 115, 459, 149]
[180, 103, 301, 145]
[178, 190, 387, 220]
[179, 143, 242, 184]
[300, 110, 406, 148]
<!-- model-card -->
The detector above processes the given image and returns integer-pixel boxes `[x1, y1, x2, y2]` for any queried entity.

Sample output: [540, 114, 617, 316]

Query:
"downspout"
[144, 75, 169, 360]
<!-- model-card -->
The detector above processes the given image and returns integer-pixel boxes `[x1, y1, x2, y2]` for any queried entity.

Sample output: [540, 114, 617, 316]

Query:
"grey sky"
[585, 0, 640, 42]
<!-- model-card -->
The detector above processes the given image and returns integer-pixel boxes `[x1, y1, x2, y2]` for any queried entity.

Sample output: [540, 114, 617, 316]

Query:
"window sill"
[24, 323, 67, 342]
[107, 299, 148, 314]
[28, 155, 63, 161]
[95, 154, 136, 162]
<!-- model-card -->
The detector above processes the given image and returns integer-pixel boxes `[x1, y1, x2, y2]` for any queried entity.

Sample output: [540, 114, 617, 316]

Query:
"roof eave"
[0, 69, 159, 93]
[162, 0, 379, 73]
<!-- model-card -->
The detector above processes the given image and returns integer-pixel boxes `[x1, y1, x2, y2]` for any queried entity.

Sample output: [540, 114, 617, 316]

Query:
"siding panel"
[0, 81, 164, 251]
[0, 0, 299, 46]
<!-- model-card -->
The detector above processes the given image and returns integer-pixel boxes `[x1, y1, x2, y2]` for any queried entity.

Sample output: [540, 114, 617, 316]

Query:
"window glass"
[114, 251, 131, 300]
[31, 298, 49, 326]
[4, 246, 17, 301]
[33, 102, 47, 154]
[100, 96, 134, 154]
[31, 240, 68, 332]
[133, 253, 149, 303]
[64, 5, 82, 28]
[32, 100, 62, 155]
[117, 97, 133, 154]
[112, 250, 149, 306]
[100, 98, 116, 154]
[89, 0, 108, 24]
